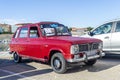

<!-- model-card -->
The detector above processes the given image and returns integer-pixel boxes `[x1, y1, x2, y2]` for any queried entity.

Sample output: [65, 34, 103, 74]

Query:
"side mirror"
[88, 31, 94, 36]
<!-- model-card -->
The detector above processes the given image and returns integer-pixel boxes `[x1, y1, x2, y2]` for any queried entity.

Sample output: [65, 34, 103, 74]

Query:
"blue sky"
[0, 0, 120, 27]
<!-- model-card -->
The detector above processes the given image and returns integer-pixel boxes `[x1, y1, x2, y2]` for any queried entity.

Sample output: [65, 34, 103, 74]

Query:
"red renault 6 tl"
[9, 22, 105, 73]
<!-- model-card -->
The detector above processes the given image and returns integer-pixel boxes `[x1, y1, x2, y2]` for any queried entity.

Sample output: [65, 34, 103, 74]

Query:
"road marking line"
[0, 69, 37, 80]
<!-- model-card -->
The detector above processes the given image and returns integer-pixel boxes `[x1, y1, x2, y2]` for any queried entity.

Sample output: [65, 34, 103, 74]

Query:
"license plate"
[85, 50, 97, 56]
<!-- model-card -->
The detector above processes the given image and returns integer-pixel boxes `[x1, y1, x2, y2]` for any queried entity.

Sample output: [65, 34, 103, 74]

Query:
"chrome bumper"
[67, 52, 105, 63]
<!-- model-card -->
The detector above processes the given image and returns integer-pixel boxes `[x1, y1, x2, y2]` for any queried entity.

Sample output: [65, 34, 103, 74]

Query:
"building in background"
[15, 23, 32, 27]
[0, 27, 3, 33]
[0, 23, 32, 33]
[71, 27, 87, 36]
[0, 23, 11, 33]
[0, 23, 87, 35]
[11, 25, 19, 33]
[11, 23, 32, 33]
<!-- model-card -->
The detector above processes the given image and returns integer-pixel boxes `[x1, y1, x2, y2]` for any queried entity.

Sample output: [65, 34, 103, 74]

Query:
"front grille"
[92, 43, 99, 49]
[79, 43, 99, 52]
[79, 44, 88, 51]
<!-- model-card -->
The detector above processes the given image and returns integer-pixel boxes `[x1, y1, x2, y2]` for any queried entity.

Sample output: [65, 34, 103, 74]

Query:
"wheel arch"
[48, 49, 64, 64]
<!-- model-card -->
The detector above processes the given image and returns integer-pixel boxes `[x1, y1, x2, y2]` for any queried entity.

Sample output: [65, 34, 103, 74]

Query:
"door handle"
[104, 36, 109, 39]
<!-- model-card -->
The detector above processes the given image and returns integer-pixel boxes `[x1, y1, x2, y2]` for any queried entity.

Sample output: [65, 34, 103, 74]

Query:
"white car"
[82, 20, 120, 54]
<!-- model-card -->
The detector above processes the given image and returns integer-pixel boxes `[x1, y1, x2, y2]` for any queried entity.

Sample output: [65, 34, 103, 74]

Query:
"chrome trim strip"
[67, 52, 105, 63]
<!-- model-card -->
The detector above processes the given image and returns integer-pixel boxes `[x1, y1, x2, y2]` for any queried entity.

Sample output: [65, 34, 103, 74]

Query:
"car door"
[17, 27, 29, 55]
[111, 21, 120, 52]
[27, 26, 42, 58]
[90, 22, 113, 51]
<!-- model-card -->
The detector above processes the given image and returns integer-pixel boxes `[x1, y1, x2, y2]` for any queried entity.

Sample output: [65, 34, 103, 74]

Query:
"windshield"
[40, 23, 71, 36]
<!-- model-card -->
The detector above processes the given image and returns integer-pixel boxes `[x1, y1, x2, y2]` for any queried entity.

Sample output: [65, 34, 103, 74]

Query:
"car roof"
[35, 21, 59, 25]
[18, 21, 59, 28]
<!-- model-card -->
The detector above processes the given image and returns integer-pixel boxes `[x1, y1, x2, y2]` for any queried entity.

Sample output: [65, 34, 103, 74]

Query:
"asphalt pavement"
[0, 52, 120, 80]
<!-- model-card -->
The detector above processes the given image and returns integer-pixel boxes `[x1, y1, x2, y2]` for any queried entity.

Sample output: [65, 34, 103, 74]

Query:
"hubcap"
[54, 58, 61, 69]
[14, 53, 18, 61]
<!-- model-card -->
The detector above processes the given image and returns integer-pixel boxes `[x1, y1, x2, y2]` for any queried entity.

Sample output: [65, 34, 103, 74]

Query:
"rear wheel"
[51, 53, 67, 74]
[85, 59, 97, 66]
[13, 52, 22, 63]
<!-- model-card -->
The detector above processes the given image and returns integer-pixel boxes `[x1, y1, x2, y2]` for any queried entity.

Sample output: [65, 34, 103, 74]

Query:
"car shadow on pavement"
[66, 54, 120, 74]
[0, 69, 53, 80]
[0, 58, 53, 80]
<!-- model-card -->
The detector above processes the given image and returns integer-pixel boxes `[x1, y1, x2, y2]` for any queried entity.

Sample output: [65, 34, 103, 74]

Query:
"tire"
[51, 53, 67, 74]
[85, 59, 97, 66]
[13, 52, 22, 63]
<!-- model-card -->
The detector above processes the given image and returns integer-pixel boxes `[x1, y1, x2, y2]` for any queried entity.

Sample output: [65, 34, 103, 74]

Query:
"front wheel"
[51, 53, 67, 74]
[84, 59, 97, 66]
[13, 52, 22, 63]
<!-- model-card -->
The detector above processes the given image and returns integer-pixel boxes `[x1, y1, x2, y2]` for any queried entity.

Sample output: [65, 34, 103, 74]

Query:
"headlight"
[98, 42, 103, 49]
[70, 44, 79, 54]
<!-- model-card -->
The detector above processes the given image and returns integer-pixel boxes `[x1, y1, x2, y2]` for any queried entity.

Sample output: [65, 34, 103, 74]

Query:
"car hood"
[81, 34, 91, 37]
[46, 36, 102, 44]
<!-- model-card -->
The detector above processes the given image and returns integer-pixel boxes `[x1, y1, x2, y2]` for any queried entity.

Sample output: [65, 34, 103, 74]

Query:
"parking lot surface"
[0, 52, 120, 80]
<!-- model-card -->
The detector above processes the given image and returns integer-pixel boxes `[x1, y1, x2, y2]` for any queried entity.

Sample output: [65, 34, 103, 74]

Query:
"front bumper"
[67, 52, 105, 63]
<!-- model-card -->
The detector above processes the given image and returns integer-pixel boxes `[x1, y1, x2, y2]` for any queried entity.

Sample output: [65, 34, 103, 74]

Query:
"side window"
[29, 27, 40, 38]
[92, 22, 113, 35]
[19, 27, 28, 38]
[115, 21, 120, 32]
[14, 28, 20, 38]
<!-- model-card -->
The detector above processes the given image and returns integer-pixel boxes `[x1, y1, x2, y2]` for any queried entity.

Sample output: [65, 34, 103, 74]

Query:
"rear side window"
[19, 27, 28, 38]
[29, 27, 40, 38]
[115, 21, 120, 32]
[14, 28, 20, 38]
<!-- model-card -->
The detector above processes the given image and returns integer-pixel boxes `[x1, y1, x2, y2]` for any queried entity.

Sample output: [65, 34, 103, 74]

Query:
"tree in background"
[87, 27, 93, 31]
[68, 27, 72, 32]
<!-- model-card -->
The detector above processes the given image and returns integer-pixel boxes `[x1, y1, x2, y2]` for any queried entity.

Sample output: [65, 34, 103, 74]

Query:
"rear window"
[13, 28, 20, 38]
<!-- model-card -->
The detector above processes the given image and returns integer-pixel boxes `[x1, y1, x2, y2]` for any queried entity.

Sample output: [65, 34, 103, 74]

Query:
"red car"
[9, 22, 105, 73]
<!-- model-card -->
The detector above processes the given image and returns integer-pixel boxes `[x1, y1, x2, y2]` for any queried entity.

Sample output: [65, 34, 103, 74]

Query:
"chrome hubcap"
[14, 53, 18, 60]
[54, 59, 61, 69]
